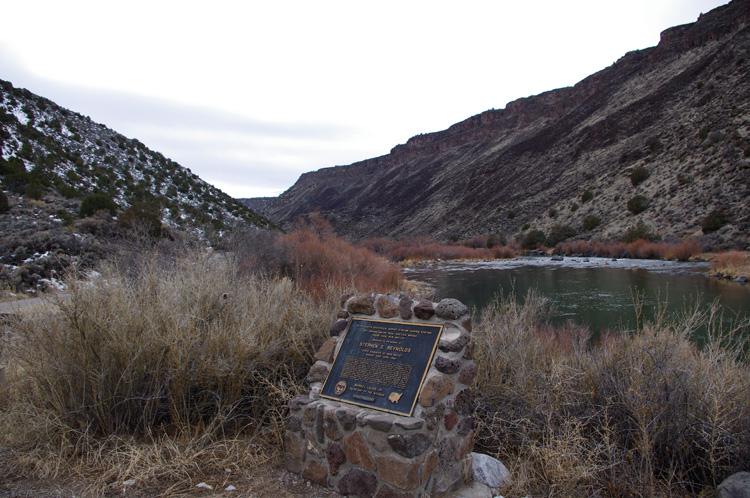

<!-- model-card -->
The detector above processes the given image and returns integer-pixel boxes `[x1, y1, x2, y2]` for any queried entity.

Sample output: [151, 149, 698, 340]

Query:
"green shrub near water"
[544, 224, 576, 247]
[623, 220, 660, 242]
[521, 229, 546, 250]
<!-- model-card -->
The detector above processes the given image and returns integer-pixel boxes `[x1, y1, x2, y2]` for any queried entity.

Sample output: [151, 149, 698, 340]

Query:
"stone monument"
[285, 292, 477, 497]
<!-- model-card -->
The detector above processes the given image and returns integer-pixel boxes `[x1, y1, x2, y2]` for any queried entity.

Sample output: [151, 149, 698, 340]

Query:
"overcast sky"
[0, 1, 730, 198]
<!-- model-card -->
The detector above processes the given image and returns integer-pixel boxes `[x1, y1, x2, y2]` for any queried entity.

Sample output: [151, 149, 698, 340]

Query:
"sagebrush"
[0, 247, 337, 490]
[473, 290, 750, 498]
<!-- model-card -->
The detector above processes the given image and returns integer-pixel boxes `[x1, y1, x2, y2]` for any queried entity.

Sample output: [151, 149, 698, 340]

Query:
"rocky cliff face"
[262, 0, 750, 248]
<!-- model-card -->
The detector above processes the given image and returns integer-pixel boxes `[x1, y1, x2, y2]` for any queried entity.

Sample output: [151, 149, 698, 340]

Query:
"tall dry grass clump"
[473, 291, 750, 498]
[710, 250, 750, 280]
[0, 247, 337, 491]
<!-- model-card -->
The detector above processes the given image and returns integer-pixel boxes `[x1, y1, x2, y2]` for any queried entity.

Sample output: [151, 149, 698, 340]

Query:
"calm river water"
[404, 257, 750, 336]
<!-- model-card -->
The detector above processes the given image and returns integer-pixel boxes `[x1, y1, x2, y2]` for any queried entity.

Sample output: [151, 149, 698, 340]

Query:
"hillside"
[260, 0, 750, 249]
[0, 79, 275, 292]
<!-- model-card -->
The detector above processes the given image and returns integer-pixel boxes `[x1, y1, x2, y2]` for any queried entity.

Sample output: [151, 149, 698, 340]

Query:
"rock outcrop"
[262, 0, 750, 248]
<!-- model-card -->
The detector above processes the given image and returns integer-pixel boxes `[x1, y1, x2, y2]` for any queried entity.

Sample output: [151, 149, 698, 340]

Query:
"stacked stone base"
[285, 293, 477, 498]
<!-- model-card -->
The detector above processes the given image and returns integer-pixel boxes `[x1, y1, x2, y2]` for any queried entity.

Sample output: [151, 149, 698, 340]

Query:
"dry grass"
[473, 290, 750, 498]
[0, 246, 337, 494]
[708, 250, 750, 280]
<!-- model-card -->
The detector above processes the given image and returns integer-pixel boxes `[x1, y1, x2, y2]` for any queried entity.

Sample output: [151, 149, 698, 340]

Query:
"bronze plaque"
[320, 318, 443, 416]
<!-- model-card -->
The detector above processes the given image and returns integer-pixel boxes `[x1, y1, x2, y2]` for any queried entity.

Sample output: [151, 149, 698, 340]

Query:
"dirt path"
[0, 294, 69, 314]
[0, 462, 342, 498]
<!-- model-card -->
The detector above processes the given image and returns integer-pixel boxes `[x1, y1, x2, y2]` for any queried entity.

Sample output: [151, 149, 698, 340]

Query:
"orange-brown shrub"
[358, 237, 402, 256]
[234, 214, 402, 295]
[280, 229, 401, 296]
[555, 239, 702, 261]
[454, 235, 488, 249]
[715, 250, 748, 269]
[665, 239, 703, 261]
[361, 238, 515, 262]
[491, 245, 516, 259]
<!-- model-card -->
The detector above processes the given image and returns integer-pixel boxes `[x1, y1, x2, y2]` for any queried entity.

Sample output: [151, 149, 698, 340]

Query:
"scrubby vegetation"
[582, 214, 601, 231]
[473, 290, 750, 498]
[709, 250, 750, 280]
[0, 244, 338, 492]
[702, 208, 729, 234]
[623, 219, 660, 243]
[627, 195, 650, 214]
[630, 165, 650, 186]
[358, 232, 516, 263]
[555, 238, 702, 261]
[0, 221, 746, 497]
[521, 229, 547, 250]
[544, 224, 576, 247]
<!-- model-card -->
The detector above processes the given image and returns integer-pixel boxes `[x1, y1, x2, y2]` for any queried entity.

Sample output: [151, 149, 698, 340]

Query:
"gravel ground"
[0, 463, 343, 498]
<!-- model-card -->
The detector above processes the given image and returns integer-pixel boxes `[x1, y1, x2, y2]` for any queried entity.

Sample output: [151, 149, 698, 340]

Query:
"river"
[403, 256, 750, 338]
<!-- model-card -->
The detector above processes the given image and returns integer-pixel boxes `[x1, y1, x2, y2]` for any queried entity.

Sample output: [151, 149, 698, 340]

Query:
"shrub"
[623, 220, 659, 243]
[709, 131, 724, 143]
[544, 224, 576, 247]
[2, 249, 336, 484]
[486, 232, 506, 248]
[521, 229, 546, 250]
[507, 210, 516, 219]
[0, 190, 8, 213]
[244, 214, 405, 295]
[702, 209, 728, 233]
[582, 215, 601, 231]
[473, 291, 750, 498]
[57, 184, 80, 199]
[0, 157, 26, 176]
[24, 181, 43, 200]
[699, 125, 709, 140]
[630, 165, 650, 186]
[521, 223, 531, 231]
[646, 137, 662, 153]
[570, 203, 579, 212]
[79, 193, 117, 217]
[581, 190, 593, 203]
[119, 201, 163, 238]
[627, 195, 649, 214]
[711, 250, 750, 279]
[548, 208, 558, 219]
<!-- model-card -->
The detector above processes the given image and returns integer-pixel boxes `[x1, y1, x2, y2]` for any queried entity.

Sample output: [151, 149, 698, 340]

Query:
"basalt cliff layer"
[259, 0, 750, 248]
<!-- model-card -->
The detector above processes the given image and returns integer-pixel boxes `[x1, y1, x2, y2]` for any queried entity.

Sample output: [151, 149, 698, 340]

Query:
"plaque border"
[319, 318, 444, 416]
